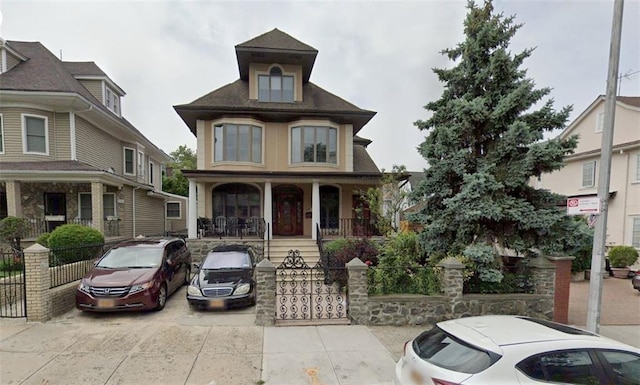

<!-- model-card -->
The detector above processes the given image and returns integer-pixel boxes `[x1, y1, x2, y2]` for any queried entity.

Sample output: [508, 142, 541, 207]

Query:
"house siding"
[75, 116, 122, 173]
[52, 112, 71, 160]
[79, 80, 104, 104]
[569, 101, 640, 154]
[0, 107, 55, 161]
[134, 189, 165, 236]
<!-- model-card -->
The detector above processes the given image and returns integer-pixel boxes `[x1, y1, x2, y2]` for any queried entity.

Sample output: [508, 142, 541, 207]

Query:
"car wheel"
[155, 284, 167, 311]
[183, 265, 191, 286]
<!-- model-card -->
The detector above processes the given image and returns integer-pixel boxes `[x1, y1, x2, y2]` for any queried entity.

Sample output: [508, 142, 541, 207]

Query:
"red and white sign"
[567, 197, 601, 215]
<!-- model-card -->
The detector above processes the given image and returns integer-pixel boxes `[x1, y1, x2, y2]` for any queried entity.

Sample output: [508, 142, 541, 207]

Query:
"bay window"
[291, 126, 337, 164]
[214, 124, 262, 163]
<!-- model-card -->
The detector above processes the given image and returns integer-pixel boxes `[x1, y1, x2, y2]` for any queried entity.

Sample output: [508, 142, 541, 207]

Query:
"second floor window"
[291, 126, 337, 164]
[124, 148, 134, 175]
[23, 115, 48, 154]
[582, 161, 596, 188]
[149, 161, 154, 184]
[258, 67, 294, 102]
[214, 124, 262, 163]
[138, 151, 145, 177]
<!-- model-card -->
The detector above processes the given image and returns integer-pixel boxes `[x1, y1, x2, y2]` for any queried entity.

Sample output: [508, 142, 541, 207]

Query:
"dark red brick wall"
[552, 259, 572, 324]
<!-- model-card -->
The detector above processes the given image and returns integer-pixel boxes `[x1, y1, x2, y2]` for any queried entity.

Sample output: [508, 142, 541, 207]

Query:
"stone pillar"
[438, 257, 465, 302]
[311, 180, 320, 240]
[530, 256, 556, 321]
[6, 181, 23, 217]
[347, 258, 369, 324]
[90, 182, 104, 233]
[255, 259, 276, 326]
[24, 243, 51, 322]
[547, 256, 575, 324]
[188, 180, 197, 239]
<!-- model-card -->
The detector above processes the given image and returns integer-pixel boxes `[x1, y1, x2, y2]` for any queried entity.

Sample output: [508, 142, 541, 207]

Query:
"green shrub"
[0, 216, 29, 248]
[329, 238, 379, 267]
[48, 224, 105, 265]
[36, 232, 50, 247]
[607, 245, 639, 268]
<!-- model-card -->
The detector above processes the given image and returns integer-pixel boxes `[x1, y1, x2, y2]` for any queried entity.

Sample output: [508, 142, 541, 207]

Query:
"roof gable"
[235, 29, 318, 82]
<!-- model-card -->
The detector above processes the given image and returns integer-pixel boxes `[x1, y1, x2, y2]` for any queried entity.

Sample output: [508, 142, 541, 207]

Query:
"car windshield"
[413, 326, 498, 374]
[96, 247, 163, 269]
[203, 251, 251, 270]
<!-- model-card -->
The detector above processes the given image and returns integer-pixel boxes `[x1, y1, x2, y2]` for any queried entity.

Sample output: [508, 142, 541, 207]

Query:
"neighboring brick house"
[174, 29, 382, 240]
[0, 38, 187, 240]
[537, 96, 640, 251]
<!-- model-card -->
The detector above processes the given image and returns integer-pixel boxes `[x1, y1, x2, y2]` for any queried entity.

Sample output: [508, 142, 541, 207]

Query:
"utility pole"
[586, 0, 624, 333]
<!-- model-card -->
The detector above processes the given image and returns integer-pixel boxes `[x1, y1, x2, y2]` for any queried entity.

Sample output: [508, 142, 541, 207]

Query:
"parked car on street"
[76, 237, 191, 312]
[187, 244, 256, 310]
[394, 315, 639, 385]
[632, 270, 640, 292]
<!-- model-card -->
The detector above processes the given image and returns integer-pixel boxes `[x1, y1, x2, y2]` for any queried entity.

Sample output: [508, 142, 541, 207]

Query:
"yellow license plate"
[209, 299, 225, 309]
[97, 299, 115, 308]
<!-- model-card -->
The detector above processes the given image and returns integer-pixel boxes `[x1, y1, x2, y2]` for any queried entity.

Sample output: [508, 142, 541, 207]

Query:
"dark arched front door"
[273, 185, 303, 236]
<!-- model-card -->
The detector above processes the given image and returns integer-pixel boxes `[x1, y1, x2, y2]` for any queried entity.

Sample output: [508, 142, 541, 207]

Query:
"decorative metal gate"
[276, 250, 348, 323]
[0, 249, 27, 318]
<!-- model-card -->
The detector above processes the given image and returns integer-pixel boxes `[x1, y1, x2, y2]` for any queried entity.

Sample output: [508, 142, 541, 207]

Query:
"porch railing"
[320, 218, 380, 238]
[22, 218, 120, 239]
[197, 217, 266, 239]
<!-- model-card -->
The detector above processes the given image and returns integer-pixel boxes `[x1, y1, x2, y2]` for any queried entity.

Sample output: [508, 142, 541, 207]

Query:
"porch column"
[196, 182, 206, 218]
[312, 180, 320, 240]
[91, 182, 104, 233]
[264, 181, 272, 240]
[5, 181, 23, 217]
[188, 179, 197, 239]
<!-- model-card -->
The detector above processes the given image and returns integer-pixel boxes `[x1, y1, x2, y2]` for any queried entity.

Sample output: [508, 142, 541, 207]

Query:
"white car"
[394, 315, 639, 385]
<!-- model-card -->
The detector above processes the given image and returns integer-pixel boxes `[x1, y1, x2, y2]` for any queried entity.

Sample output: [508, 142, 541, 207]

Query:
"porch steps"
[267, 239, 321, 267]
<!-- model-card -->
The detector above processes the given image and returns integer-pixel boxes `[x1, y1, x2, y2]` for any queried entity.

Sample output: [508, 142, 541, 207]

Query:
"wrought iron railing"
[316, 223, 330, 281]
[197, 216, 266, 239]
[22, 218, 120, 238]
[0, 247, 26, 318]
[49, 242, 119, 288]
[320, 218, 380, 238]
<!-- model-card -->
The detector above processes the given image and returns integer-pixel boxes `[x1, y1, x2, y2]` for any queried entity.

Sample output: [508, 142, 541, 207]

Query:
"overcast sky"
[1, 0, 638, 171]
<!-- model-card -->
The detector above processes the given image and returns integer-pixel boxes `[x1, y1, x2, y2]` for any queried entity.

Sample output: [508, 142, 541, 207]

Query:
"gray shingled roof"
[236, 28, 317, 53]
[0, 160, 103, 172]
[618, 96, 640, 107]
[353, 136, 372, 148]
[353, 145, 380, 173]
[62, 61, 107, 77]
[187, 79, 370, 113]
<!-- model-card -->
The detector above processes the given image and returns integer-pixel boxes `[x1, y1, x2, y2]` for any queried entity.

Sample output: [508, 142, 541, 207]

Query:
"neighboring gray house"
[0, 38, 187, 240]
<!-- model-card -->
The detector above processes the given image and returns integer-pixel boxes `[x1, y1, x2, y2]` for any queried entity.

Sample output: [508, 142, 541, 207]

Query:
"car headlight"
[234, 283, 251, 295]
[78, 280, 91, 294]
[130, 281, 154, 294]
[187, 285, 202, 296]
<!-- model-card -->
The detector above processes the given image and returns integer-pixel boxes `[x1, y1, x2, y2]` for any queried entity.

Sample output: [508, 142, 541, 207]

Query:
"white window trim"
[149, 161, 154, 184]
[255, 64, 296, 102]
[582, 160, 596, 188]
[635, 153, 640, 183]
[288, 120, 340, 167]
[211, 118, 265, 166]
[78, 192, 92, 219]
[0, 114, 4, 154]
[123, 147, 135, 175]
[137, 151, 145, 177]
[21, 113, 49, 155]
[595, 112, 604, 133]
[166, 201, 182, 219]
[103, 82, 121, 117]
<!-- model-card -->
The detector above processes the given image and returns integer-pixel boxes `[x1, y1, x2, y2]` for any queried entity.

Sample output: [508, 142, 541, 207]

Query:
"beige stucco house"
[174, 29, 382, 240]
[538, 95, 640, 249]
[0, 38, 188, 241]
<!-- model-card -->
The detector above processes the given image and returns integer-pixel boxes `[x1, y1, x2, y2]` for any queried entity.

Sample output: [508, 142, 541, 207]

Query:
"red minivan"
[76, 237, 191, 312]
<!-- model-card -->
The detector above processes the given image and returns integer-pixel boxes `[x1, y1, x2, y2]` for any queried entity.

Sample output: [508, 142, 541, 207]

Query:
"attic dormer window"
[105, 86, 120, 115]
[258, 67, 294, 102]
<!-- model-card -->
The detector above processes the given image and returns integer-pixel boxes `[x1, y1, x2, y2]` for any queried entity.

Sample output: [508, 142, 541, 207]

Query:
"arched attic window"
[258, 66, 294, 102]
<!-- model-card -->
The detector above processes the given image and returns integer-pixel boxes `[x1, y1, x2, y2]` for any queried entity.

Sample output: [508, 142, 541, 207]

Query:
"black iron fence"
[0, 247, 26, 318]
[197, 217, 266, 239]
[320, 218, 381, 238]
[49, 242, 119, 288]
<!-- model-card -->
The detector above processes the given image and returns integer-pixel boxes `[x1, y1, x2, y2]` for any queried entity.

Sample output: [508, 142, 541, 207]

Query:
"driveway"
[1, 279, 638, 385]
